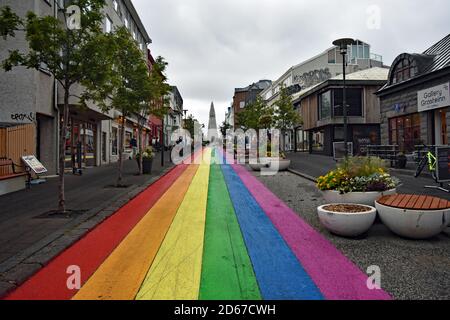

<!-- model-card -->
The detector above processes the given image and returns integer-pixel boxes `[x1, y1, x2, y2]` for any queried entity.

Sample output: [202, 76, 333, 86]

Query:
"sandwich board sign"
[22, 155, 48, 175]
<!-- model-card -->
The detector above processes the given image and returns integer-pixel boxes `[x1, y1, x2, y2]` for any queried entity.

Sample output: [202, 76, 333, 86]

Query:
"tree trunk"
[281, 129, 286, 153]
[138, 126, 143, 175]
[117, 113, 126, 186]
[58, 89, 70, 213]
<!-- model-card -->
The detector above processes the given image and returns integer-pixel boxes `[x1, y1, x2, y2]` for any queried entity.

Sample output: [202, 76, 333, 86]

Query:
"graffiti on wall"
[293, 68, 332, 88]
[10, 112, 35, 123]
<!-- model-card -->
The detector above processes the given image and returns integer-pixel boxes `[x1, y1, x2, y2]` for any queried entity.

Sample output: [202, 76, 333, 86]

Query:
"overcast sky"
[133, 0, 450, 127]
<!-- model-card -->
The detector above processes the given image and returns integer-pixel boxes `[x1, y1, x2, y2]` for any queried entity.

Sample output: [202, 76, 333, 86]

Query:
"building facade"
[259, 40, 384, 151]
[293, 67, 389, 156]
[163, 86, 183, 147]
[377, 34, 450, 153]
[0, 0, 152, 175]
[232, 80, 272, 128]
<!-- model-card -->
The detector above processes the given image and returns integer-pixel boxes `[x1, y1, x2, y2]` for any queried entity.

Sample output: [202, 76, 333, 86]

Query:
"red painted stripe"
[4, 164, 188, 300]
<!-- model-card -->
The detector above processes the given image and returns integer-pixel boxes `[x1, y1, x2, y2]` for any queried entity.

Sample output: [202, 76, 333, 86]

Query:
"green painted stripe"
[199, 162, 261, 300]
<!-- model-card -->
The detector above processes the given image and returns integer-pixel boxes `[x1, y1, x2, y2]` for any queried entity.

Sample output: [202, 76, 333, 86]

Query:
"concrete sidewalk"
[0, 152, 173, 296]
[287, 152, 450, 201]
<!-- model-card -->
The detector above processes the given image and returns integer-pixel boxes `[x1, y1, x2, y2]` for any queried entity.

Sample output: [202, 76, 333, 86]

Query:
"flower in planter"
[317, 157, 400, 194]
[266, 151, 287, 159]
[136, 147, 155, 160]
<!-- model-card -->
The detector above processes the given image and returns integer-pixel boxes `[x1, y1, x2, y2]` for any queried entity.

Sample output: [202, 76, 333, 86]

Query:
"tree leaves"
[0, 6, 22, 40]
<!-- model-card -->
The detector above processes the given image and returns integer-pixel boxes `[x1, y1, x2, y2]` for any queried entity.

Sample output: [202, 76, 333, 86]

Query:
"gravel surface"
[252, 169, 450, 300]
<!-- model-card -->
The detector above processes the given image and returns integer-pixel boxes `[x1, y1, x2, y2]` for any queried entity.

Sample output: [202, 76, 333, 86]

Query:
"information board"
[435, 147, 450, 183]
[22, 155, 48, 175]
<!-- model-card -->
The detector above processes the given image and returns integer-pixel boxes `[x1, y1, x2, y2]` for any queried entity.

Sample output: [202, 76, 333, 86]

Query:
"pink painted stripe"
[231, 163, 392, 300]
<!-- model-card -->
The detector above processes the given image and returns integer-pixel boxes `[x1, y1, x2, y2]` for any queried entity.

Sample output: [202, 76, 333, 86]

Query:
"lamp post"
[161, 106, 171, 167]
[332, 38, 356, 157]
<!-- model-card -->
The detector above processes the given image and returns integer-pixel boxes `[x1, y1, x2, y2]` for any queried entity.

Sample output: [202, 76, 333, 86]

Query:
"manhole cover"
[35, 209, 88, 219]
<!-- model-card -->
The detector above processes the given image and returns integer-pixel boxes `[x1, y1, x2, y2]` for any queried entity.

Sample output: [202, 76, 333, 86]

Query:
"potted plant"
[317, 157, 400, 206]
[317, 204, 377, 237]
[136, 146, 155, 174]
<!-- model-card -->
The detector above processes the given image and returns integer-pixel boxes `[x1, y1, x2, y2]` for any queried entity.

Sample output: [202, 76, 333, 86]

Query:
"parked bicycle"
[414, 145, 437, 180]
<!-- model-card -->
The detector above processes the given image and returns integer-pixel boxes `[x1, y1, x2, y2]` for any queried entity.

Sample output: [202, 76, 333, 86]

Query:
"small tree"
[106, 26, 154, 185]
[0, 1, 115, 213]
[274, 85, 302, 152]
[219, 121, 232, 139]
[236, 96, 274, 154]
[136, 56, 170, 175]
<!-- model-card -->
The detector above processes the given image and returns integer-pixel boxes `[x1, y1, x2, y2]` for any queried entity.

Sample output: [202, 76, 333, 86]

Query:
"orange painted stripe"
[72, 164, 199, 300]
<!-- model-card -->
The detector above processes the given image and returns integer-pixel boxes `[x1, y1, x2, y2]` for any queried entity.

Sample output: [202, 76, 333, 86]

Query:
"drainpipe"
[53, 0, 60, 175]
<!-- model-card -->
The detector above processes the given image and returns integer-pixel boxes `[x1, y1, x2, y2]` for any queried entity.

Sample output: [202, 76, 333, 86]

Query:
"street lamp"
[332, 38, 356, 157]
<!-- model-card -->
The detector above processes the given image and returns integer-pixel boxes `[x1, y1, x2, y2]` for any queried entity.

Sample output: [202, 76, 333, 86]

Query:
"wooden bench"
[377, 194, 450, 211]
[0, 158, 31, 195]
[0, 158, 28, 180]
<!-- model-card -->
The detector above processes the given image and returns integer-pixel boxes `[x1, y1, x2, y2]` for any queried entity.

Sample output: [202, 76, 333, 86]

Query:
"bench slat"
[380, 195, 397, 206]
[378, 194, 450, 210]
[430, 197, 441, 210]
[399, 195, 413, 208]
[413, 195, 427, 209]
[391, 194, 407, 207]
[406, 195, 420, 209]
[422, 197, 433, 210]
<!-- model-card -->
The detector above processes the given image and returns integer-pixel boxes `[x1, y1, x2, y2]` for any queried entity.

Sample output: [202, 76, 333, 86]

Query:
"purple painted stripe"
[231, 163, 392, 300]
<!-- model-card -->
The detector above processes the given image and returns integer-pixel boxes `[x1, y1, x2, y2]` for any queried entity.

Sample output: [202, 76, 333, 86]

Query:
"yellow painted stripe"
[72, 164, 200, 300]
[136, 148, 212, 300]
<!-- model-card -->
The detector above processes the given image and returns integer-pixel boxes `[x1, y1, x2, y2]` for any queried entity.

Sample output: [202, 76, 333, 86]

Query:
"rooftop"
[292, 67, 389, 102]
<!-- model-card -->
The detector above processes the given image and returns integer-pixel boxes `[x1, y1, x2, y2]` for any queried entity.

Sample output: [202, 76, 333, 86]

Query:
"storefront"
[294, 67, 387, 157]
[64, 118, 98, 169]
[377, 34, 450, 153]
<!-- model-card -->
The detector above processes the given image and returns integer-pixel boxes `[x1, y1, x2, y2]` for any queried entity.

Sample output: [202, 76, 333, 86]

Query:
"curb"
[288, 168, 318, 183]
[0, 164, 174, 298]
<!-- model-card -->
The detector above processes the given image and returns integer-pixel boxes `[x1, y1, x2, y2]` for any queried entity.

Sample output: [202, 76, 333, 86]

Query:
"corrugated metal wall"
[0, 124, 36, 172]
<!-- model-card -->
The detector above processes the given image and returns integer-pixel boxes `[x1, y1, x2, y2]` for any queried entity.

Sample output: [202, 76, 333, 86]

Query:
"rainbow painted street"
[4, 148, 391, 300]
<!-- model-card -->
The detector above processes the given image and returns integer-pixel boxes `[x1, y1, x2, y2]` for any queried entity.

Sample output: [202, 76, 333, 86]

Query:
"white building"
[259, 40, 384, 151]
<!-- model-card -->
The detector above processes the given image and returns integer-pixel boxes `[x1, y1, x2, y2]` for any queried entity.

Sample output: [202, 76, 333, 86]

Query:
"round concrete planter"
[267, 159, 291, 171]
[317, 204, 377, 237]
[249, 163, 267, 171]
[250, 158, 291, 172]
[375, 201, 450, 239]
[249, 158, 271, 171]
[321, 188, 397, 206]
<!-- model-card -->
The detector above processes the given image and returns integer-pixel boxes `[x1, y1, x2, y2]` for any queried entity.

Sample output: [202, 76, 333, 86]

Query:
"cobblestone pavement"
[252, 169, 450, 300]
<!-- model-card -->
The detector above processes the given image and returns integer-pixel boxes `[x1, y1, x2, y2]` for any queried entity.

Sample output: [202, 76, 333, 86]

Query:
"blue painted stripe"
[220, 164, 324, 300]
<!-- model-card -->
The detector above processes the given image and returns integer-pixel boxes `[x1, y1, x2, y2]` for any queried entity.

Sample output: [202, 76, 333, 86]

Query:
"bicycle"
[414, 145, 437, 180]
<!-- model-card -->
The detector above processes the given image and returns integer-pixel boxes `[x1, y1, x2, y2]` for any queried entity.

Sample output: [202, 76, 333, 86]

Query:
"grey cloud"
[133, 0, 450, 127]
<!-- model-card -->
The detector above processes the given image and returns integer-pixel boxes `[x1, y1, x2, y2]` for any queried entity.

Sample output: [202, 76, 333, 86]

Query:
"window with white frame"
[105, 16, 113, 33]
[239, 101, 245, 109]
[113, 0, 118, 12]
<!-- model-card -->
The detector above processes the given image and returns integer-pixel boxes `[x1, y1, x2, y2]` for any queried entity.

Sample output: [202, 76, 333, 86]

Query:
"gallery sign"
[417, 82, 450, 112]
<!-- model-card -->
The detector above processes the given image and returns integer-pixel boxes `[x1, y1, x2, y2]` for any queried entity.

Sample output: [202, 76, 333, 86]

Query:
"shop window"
[319, 90, 332, 119]
[391, 58, 417, 84]
[389, 113, 421, 153]
[328, 49, 336, 64]
[333, 88, 363, 117]
[312, 130, 325, 152]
